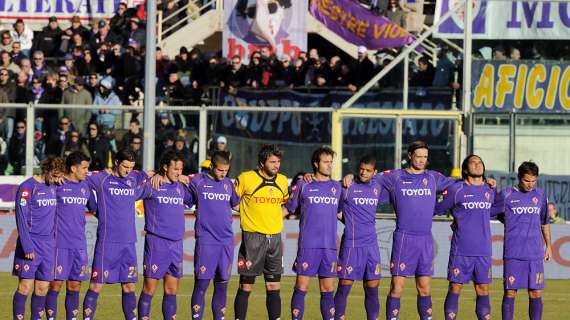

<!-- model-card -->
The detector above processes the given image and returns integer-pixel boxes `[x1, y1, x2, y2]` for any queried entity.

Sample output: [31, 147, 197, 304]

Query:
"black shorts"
[237, 231, 283, 278]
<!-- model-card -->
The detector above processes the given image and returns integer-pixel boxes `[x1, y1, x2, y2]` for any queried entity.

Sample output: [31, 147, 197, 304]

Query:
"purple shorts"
[337, 245, 382, 281]
[55, 248, 90, 281]
[13, 236, 55, 281]
[293, 248, 337, 278]
[447, 255, 491, 285]
[194, 243, 233, 281]
[390, 231, 434, 277]
[90, 241, 138, 284]
[503, 259, 545, 290]
[143, 233, 183, 279]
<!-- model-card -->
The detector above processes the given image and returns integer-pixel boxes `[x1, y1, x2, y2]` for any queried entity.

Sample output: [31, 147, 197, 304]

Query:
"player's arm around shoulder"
[435, 181, 461, 216]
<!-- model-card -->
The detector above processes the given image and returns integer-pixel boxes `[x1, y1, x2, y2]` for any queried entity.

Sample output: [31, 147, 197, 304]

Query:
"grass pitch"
[2, 273, 569, 319]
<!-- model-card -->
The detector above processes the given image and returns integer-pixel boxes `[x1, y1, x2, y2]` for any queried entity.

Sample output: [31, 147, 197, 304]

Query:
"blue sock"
[12, 291, 27, 320]
[333, 284, 352, 320]
[191, 279, 210, 320]
[65, 290, 80, 320]
[502, 296, 515, 320]
[291, 287, 307, 320]
[45, 290, 59, 320]
[417, 295, 433, 320]
[31, 293, 47, 320]
[386, 296, 401, 320]
[320, 291, 335, 320]
[82, 289, 99, 320]
[476, 294, 491, 320]
[212, 282, 228, 319]
[444, 291, 459, 320]
[364, 286, 379, 320]
[121, 291, 136, 320]
[162, 293, 177, 320]
[137, 292, 153, 319]
[529, 297, 542, 320]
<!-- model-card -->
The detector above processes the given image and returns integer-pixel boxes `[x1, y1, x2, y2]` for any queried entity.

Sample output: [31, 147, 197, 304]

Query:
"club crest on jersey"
[453, 268, 460, 277]
[23, 264, 29, 272]
[268, 188, 274, 195]
[373, 188, 378, 196]
[399, 263, 406, 271]
[224, 184, 229, 192]
[375, 264, 381, 275]
[176, 187, 181, 194]
[104, 270, 109, 278]
[57, 265, 63, 274]
[245, 260, 253, 269]
[81, 188, 86, 195]
[532, 197, 539, 205]
[508, 275, 515, 285]
[302, 262, 309, 270]
[485, 192, 490, 201]
[152, 264, 158, 273]
[126, 180, 132, 187]
[331, 187, 337, 195]
[200, 266, 207, 274]
[346, 266, 353, 274]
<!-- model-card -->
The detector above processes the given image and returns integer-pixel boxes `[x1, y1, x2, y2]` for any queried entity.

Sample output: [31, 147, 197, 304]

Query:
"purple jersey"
[339, 180, 388, 247]
[377, 169, 455, 235]
[142, 181, 193, 241]
[286, 179, 342, 249]
[55, 179, 96, 249]
[86, 170, 149, 244]
[493, 186, 549, 261]
[189, 173, 240, 246]
[15, 177, 57, 254]
[435, 182, 495, 256]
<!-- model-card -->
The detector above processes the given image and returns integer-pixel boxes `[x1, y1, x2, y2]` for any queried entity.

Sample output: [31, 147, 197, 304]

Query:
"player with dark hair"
[334, 155, 388, 320]
[287, 147, 341, 320]
[343, 141, 495, 320]
[233, 144, 289, 320]
[435, 155, 495, 320]
[82, 149, 149, 320]
[136, 150, 194, 320]
[494, 161, 552, 320]
[12, 156, 65, 320]
[189, 150, 240, 320]
[45, 151, 95, 320]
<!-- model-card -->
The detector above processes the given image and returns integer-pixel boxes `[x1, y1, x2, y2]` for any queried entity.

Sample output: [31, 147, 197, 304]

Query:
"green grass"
[3, 273, 570, 319]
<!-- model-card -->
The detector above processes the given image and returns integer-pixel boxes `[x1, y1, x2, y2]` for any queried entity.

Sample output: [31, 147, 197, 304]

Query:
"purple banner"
[309, 0, 415, 49]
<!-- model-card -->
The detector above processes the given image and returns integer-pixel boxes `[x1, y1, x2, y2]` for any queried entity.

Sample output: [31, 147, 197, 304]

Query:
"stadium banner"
[223, 0, 307, 63]
[434, 0, 570, 39]
[0, 217, 569, 278]
[216, 88, 454, 144]
[309, 0, 415, 49]
[0, 176, 24, 210]
[0, 0, 124, 27]
[471, 60, 570, 113]
[488, 171, 570, 220]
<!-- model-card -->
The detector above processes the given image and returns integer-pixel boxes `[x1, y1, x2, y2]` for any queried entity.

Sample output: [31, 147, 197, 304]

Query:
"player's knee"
[121, 283, 136, 293]
[89, 283, 103, 293]
[239, 276, 255, 292]
[474, 284, 488, 296]
[504, 289, 517, 298]
[449, 283, 463, 294]
[66, 281, 81, 292]
[49, 280, 64, 292]
[163, 286, 177, 295]
[265, 281, 281, 291]
[34, 282, 50, 296]
[529, 290, 542, 299]
[17, 281, 33, 295]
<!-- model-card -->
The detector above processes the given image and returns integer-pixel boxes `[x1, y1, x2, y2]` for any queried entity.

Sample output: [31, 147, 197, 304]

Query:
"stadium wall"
[0, 217, 568, 279]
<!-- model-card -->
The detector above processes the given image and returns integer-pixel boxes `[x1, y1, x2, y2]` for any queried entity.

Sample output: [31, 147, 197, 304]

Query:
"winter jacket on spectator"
[86, 132, 111, 171]
[8, 131, 25, 174]
[93, 87, 122, 129]
[223, 64, 248, 88]
[45, 128, 71, 157]
[349, 57, 375, 88]
[62, 135, 90, 157]
[411, 62, 435, 87]
[432, 55, 455, 87]
[10, 26, 34, 51]
[0, 79, 16, 101]
[34, 25, 62, 57]
[62, 85, 93, 134]
[26, 85, 52, 104]
[160, 77, 186, 105]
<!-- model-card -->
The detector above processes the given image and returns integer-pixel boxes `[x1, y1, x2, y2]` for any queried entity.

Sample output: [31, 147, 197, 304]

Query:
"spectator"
[11, 42, 26, 65]
[222, 55, 248, 91]
[66, 15, 90, 41]
[433, 49, 455, 87]
[61, 130, 89, 157]
[92, 77, 122, 129]
[161, 0, 181, 34]
[548, 202, 566, 224]
[1, 50, 21, 75]
[0, 130, 7, 175]
[18, 58, 32, 81]
[386, 0, 406, 28]
[156, 47, 171, 80]
[86, 73, 99, 97]
[14, 71, 29, 103]
[172, 135, 194, 174]
[493, 45, 507, 60]
[205, 56, 223, 86]
[77, 49, 99, 76]
[46, 116, 73, 156]
[189, 48, 208, 87]
[293, 58, 307, 86]
[10, 19, 34, 56]
[349, 46, 374, 91]
[62, 77, 93, 134]
[208, 135, 233, 160]
[274, 54, 295, 87]
[126, 17, 145, 47]
[31, 51, 52, 81]
[52, 72, 70, 103]
[370, 0, 388, 15]
[0, 107, 14, 141]
[509, 47, 521, 60]
[86, 122, 111, 170]
[26, 75, 51, 104]
[128, 134, 143, 170]
[34, 16, 62, 57]
[161, 71, 186, 105]
[0, 68, 16, 101]
[411, 56, 435, 87]
[121, 118, 142, 149]
[8, 120, 26, 174]
[90, 20, 120, 51]
[0, 31, 12, 52]
[110, 2, 130, 35]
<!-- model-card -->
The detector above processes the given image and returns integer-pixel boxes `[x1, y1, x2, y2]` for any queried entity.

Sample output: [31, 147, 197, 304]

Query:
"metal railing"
[157, 0, 221, 43]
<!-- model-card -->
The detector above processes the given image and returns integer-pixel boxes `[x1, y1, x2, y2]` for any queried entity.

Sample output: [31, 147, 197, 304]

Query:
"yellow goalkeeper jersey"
[234, 169, 289, 234]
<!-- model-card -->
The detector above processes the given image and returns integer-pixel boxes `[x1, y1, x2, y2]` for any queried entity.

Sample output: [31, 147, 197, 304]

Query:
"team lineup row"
[11, 142, 551, 320]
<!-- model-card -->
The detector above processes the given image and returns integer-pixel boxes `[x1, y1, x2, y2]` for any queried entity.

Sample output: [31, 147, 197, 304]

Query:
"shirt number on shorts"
[128, 266, 137, 278]
[535, 272, 544, 285]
